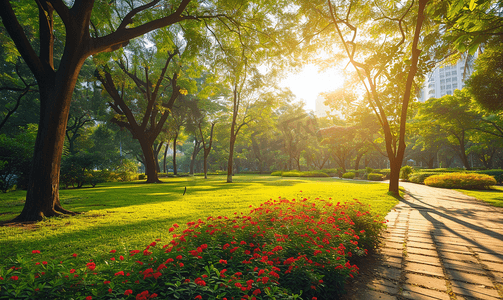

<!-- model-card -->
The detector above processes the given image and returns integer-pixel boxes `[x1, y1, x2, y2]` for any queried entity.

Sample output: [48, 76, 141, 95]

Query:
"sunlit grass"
[0, 175, 398, 267]
[456, 186, 503, 208]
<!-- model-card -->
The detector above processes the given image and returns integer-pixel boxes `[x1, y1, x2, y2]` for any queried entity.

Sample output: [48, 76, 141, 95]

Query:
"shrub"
[474, 170, 503, 184]
[138, 174, 146, 180]
[367, 173, 384, 181]
[424, 173, 497, 189]
[409, 172, 444, 184]
[300, 171, 329, 177]
[365, 167, 374, 174]
[342, 172, 355, 179]
[400, 166, 414, 181]
[271, 171, 282, 176]
[0, 198, 386, 300]
[281, 171, 302, 177]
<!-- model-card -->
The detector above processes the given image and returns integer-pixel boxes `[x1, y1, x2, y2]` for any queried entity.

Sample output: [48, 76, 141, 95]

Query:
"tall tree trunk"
[173, 134, 178, 176]
[138, 136, 160, 183]
[163, 141, 169, 173]
[15, 60, 85, 221]
[189, 140, 202, 175]
[227, 134, 236, 183]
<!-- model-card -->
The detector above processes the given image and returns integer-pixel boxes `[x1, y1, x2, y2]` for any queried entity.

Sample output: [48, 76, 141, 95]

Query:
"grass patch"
[0, 175, 397, 269]
[456, 186, 503, 208]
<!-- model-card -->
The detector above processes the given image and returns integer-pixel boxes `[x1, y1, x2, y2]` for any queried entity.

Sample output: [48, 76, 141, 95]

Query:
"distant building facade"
[417, 57, 476, 102]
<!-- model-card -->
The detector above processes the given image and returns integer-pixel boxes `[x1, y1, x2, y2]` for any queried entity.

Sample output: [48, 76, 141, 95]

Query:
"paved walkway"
[346, 182, 503, 300]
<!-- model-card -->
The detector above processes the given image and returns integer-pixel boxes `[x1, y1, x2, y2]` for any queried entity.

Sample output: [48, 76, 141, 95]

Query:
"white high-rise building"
[417, 57, 475, 102]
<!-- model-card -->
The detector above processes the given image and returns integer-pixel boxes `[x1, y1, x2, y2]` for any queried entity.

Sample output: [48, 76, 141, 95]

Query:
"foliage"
[271, 171, 283, 176]
[399, 166, 415, 181]
[474, 170, 503, 184]
[0, 196, 388, 299]
[424, 173, 496, 189]
[281, 171, 329, 178]
[342, 172, 355, 179]
[466, 39, 503, 111]
[367, 174, 384, 181]
[0, 125, 36, 192]
[409, 172, 444, 184]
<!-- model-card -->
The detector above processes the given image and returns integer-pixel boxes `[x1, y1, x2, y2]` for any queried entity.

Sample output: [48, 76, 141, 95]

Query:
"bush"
[409, 172, 444, 184]
[270, 171, 282, 176]
[342, 172, 355, 179]
[474, 170, 503, 184]
[138, 174, 146, 180]
[400, 166, 414, 181]
[300, 171, 329, 177]
[0, 198, 386, 300]
[424, 173, 496, 189]
[365, 167, 374, 174]
[367, 173, 384, 181]
[281, 171, 302, 177]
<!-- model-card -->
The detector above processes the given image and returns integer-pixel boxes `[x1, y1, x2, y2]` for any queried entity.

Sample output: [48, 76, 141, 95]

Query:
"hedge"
[424, 173, 496, 189]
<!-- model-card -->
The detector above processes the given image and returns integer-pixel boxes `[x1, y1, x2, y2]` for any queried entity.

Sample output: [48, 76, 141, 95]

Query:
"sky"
[279, 64, 345, 112]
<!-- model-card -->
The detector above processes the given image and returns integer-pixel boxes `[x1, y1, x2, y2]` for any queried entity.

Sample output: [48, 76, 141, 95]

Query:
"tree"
[97, 49, 186, 183]
[199, 122, 215, 178]
[416, 89, 479, 169]
[466, 39, 503, 111]
[301, 0, 431, 194]
[0, 0, 226, 221]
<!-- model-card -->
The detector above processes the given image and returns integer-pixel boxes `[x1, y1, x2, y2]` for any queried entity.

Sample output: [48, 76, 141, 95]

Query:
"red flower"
[312, 298, 318, 300]
[169, 227, 175, 232]
[42, 261, 48, 265]
[115, 271, 125, 276]
[72, 253, 78, 258]
[86, 262, 96, 271]
[124, 289, 133, 295]
[110, 249, 117, 253]
[111, 257, 116, 261]
[219, 259, 227, 264]
[253, 289, 261, 295]
[10, 276, 18, 280]
[120, 255, 124, 261]
[108, 288, 113, 293]
[70, 269, 76, 274]
[150, 293, 158, 298]
[195, 296, 202, 300]
[85, 297, 92, 300]
[32, 250, 41, 254]
[176, 255, 183, 260]
[104, 280, 111, 284]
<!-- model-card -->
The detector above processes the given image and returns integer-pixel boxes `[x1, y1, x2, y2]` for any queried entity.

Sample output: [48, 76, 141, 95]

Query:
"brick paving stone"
[383, 241, 404, 249]
[407, 247, 439, 257]
[406, 253, 441, 265]
[483, 261, 503, 272]
[451, 281, 502, 300]
[401, 284, 451, 300]
[405, 261, 444, 277]
[442, 260, 487, 275]
[478, 252, 503, 264]
[356, 290, 397, 300]
[381, 255, 402, 268]
[491, 271, 503, 284]
[381, 248, 403, 258]
[435, 243, 471, 253]
[446, 269, 494, 286]
[440, 251, 478, 263]
[366, 278, 398, 295]
[407, 241, 437, 250]
[404, 273, 447, 291]
[375, 266, 402, 281]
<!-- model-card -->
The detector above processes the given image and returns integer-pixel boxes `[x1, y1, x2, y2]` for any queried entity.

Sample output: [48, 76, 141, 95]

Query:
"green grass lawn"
[456, 186, 503, 208]
[0, 175, 398, 268]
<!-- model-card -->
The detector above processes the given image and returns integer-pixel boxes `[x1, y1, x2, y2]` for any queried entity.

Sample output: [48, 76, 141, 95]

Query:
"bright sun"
[279, 64, 345, 112]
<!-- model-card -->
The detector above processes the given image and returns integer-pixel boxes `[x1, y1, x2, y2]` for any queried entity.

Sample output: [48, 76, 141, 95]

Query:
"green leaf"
[469, 0, 477, 11]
